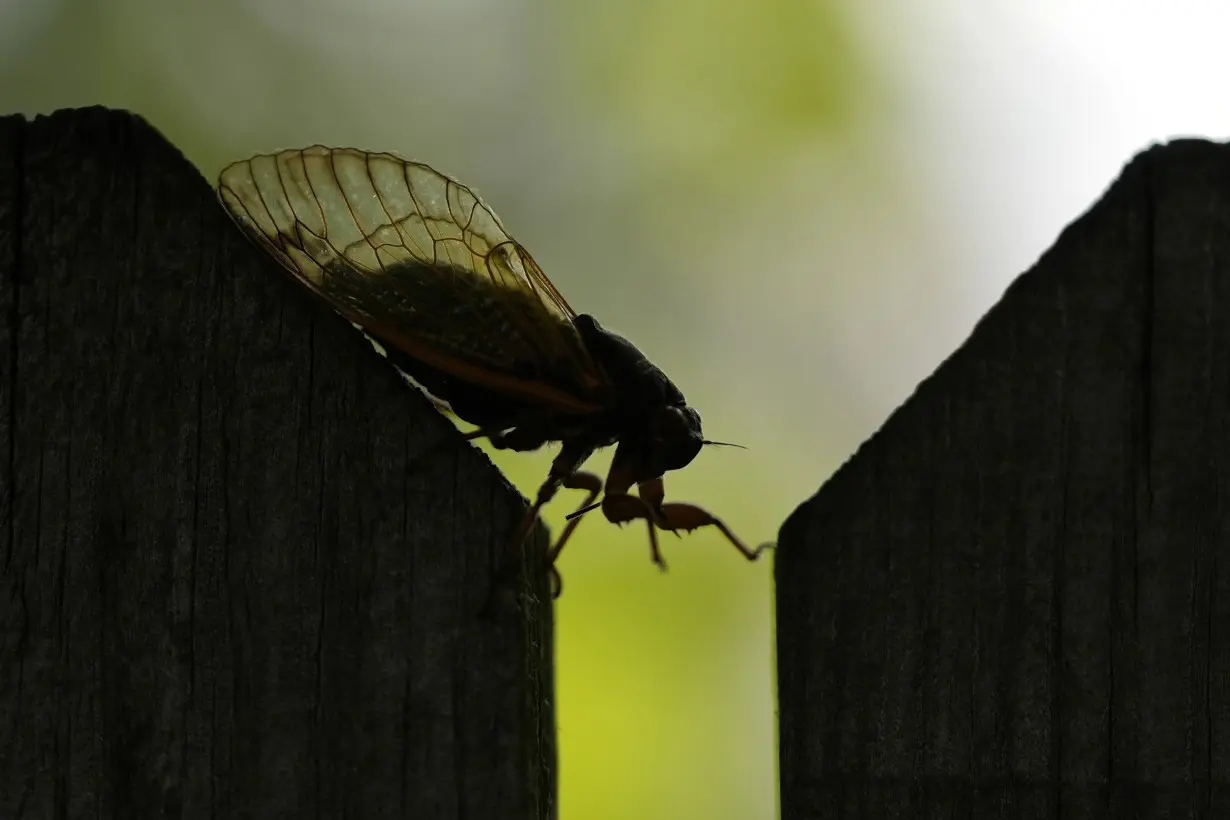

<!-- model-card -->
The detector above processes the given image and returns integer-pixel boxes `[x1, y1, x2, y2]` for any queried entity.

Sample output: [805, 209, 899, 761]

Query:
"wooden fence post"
[0, 107, 556, 819]
[776, 138, 1230, 818]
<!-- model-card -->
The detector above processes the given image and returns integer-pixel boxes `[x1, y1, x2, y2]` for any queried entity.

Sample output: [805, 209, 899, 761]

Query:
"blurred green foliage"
[554, 0, 866, 187]
[0, 1, 879, 817]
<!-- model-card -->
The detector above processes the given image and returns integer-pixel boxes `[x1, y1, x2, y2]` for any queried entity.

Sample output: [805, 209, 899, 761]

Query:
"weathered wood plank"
[0, 107, 555, 820]
[777, 139, 1230, 818]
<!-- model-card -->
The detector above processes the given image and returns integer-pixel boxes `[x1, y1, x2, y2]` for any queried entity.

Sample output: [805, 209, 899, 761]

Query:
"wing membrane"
[217, 146, 607, 413]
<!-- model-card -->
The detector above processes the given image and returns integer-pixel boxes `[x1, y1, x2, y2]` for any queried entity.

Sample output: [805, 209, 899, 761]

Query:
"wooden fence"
[0, 108, 554, 819]
[4, 107, 1228, 818]
[778, 135, 1230, 818]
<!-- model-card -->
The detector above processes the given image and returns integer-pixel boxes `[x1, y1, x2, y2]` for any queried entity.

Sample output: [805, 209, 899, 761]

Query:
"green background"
[3, 1, 1202, 816]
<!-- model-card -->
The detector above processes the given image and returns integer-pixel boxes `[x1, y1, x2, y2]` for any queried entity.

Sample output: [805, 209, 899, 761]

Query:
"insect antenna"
[565, 500, 603, 522]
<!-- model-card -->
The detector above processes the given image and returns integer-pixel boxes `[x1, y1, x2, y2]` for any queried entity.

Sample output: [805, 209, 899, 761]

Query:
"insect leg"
[650, 495, 770, 562]
[600, 476, 770, 567]
[411, 422, 516, 472]
[462, 426, 509, 442]
[537, 470, 609, 597]
[645, 516, 665, 571]
[408, 427, 520, 480]
[486, 441, 596, 610]
[635, 475, 767, 561]
[511, 441, 594, 556]
[466, 424, 555, 453]
[595, 470, 671, 571]
[547, 471, 604, 565]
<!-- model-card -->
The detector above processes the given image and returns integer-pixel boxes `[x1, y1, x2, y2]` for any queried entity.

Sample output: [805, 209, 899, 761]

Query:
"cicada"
[216, 146, 767, 594]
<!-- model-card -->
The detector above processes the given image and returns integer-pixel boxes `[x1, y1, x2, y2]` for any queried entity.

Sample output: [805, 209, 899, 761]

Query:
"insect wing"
[217, 146, 606, 413]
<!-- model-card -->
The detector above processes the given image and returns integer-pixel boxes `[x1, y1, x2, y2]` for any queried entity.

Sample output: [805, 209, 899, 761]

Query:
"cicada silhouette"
[216, 146, 768, 595]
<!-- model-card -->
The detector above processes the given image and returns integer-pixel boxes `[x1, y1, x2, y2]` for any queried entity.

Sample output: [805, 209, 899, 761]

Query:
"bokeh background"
[4, 1, 1228, 817]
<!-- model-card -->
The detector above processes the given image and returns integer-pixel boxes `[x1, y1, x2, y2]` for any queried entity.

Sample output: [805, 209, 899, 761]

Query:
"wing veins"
[217, 145, 611, 408]
[399, 161, 435, 265]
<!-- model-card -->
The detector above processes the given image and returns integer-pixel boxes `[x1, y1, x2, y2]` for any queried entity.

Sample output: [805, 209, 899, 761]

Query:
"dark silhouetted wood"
[0, 108, 555, 819]
[777, 139, 1230, 818]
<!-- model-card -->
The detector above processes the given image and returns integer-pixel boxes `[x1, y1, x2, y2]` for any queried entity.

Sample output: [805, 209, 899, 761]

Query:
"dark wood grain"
[0, 107, 555, 820]
[777, 139, 1230, 818]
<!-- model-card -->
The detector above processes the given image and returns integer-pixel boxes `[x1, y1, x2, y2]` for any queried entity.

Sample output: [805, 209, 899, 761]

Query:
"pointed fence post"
[0, 107, 556, 820]
[777, 138, 1230, 819]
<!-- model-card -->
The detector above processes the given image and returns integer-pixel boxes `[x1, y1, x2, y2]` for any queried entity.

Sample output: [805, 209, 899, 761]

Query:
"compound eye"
[654, 406, 691, 438]
[648, 406, 703, 473]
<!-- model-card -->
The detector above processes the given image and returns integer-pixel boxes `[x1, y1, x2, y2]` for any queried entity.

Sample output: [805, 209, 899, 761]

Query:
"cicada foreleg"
[594, 473, 668, 571]
[599, 477, 771, 569]
[652, 501, 770, 562]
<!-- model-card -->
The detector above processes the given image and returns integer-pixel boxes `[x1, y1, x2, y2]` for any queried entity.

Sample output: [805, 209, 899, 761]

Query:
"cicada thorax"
[571, 315, 705, 479]
[572, 316, 688, 412]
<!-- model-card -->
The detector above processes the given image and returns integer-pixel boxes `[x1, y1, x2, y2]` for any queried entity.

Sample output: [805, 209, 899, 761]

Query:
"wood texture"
[777, 139, 1230, 818]
[0, 107, 555, 819]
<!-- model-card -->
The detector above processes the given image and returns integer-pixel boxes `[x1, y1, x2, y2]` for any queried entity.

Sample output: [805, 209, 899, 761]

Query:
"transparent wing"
[217, 146, 606, 412]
